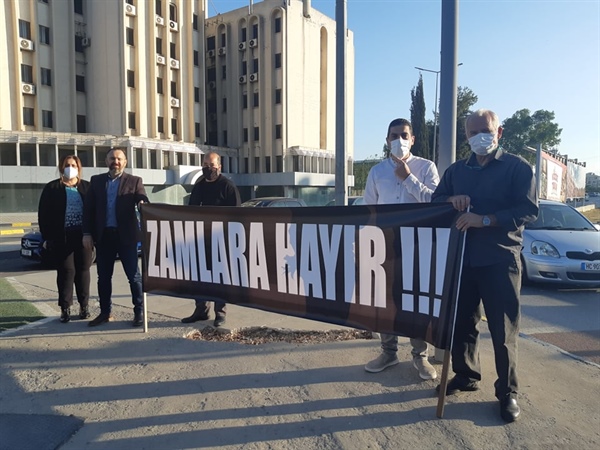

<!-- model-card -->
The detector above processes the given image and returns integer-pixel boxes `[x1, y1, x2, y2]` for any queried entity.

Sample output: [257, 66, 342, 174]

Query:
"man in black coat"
[182, 151, 241, 327]
[83, 147, 149, 327]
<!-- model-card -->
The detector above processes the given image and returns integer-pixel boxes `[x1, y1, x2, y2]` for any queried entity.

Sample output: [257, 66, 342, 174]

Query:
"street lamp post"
[415, 63, 462, 161]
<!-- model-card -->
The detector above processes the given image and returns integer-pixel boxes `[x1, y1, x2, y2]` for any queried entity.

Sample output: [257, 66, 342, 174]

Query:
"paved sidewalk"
[1, 267, 599, 449]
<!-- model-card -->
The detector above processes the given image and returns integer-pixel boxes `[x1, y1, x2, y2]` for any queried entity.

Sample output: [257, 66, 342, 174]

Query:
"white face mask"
[390, 138, 411, 160]
[63, 166, 78, 180]
[468, 133, 497, 155]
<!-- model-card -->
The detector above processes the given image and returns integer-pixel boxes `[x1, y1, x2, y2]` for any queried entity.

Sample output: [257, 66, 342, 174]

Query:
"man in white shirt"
[364, 118, 440, 380]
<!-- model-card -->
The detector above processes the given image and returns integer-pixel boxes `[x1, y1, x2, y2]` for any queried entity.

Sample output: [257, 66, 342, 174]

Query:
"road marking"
[0, 229, 25, 236]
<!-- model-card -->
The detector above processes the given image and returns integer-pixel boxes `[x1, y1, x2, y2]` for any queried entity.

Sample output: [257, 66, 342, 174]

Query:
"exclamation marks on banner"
[400, 227, 450, 318]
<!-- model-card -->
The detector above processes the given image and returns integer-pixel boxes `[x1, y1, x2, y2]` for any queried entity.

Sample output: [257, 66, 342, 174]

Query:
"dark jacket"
[188, 174, 241, 207]
[82, 172, 148, 245]
[38, 178, 90, 244]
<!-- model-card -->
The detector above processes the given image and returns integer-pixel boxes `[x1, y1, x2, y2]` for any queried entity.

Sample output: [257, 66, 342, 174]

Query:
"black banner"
[141, 203, 464, 349]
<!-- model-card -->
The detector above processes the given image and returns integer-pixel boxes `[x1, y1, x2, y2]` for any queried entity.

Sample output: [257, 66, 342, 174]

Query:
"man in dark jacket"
[182, 151, 241, 327]
[83, 147, 149, 327]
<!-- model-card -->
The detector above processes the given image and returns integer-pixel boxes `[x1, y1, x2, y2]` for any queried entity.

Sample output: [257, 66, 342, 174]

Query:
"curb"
[0, 229, 25, 236]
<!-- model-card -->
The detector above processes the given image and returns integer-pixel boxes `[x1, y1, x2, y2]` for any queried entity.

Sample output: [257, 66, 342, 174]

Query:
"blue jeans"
[96, 229, 143, 315]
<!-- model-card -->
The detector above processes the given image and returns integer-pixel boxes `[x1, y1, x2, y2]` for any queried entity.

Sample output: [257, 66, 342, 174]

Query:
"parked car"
[521, 200, 600, 286]
[241, 197, 307, 208]
[325, 196, 365, 206]
[21, 230, 140, 265]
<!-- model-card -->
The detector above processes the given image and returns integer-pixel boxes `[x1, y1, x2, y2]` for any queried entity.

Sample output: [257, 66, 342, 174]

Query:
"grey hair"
[466, 109, 500, 130]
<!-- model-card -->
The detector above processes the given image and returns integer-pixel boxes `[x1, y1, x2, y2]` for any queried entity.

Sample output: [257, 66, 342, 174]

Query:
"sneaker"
[213, 313, 226, 327]
[60, 308, 71, 323]
[364, 353, 400, 373]
[88, 313, 113, 327]
[79, 306, 90, 320]
[413, 357, 437, 380]
[436, 375, 480, 395]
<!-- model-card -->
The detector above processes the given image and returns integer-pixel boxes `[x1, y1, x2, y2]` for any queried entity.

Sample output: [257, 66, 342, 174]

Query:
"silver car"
[521, 200, 600, 286]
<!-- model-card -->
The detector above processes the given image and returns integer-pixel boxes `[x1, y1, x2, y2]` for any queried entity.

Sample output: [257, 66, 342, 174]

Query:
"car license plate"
[581, 262, 600, 271]
[21, 249, 32, 256]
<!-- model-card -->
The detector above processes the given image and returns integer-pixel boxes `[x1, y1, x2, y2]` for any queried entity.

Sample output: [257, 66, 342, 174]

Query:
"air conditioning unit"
[81, 37, 91, 47]
[239, 75, 246, 84]
[249, 73, 258, 82]
[208, 81, 216, 89]
[207, 49, 215, 58]
[21, 83, 36, 95]
[170, 98, 180, 108]
[169, 20, 178, 32]
[125, 3, 136, 16]
[248, 38, 258, 48]
[218, 47, 226, 56]
[156, 15, 165, 26]
[170, 58, 180, 69]
[19, 39, 34, 51]
[156, 54, 166, 65]
[238, 42, 246, 51]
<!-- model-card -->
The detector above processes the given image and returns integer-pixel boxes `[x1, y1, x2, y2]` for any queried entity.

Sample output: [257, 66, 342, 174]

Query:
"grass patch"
[0, 278, 45, 332]
[582, 208, 600, 224]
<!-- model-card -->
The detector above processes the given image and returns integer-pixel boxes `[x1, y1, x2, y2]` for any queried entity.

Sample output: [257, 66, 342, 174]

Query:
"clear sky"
[212, 0, 600, 174]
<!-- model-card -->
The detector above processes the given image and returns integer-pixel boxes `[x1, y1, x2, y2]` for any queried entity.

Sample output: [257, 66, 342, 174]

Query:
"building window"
[265, 156, 271, 173]
[222, 65, 227, 79]
[128, 111, 136, 130]
[77, 115, 86, 132]
[241, 27, 247, 42]
[156, 37, 163, 55]
[40, 0, 49, 3]
[242, 61, 247, 76]
[75, 36, 84, 53]
[254, 127, 259, 141]
[194, 87, 200, 102]
[253, 92, 259, 108]
[127, 70, 135, 88]
[195, 122, 201, 138]
[193, 50, 199, 66]
[193, 13, 198, 30]
[23, 107, 35, 126]
[207, 36, 216, 51]
[275, 17, 281, 33]
[242, 93, 248, 109]
[171, 118, 177, 134]
[223, 130, 228, 146]
[76, 75, 85, 92]
[220, 33, 226, 47]
[157, 77, 163, 94]
[275, 53, 282, 69]
[170, 42, 176, 59]
[126, 27, 134, 46]
[252, 24, 258, 39]
[21, 64, 33, 83]
[243, 128, 248, 142]
[275, 124, 282, 139]
[39, 25, 51, 45]
[254, 157, 260, 172]
[222, 97, 227, 112]
[156, 0, 162, 15]
[42, 110, 53, 128]
[170, 81, 177, 97]
[19, 20, 31, 39]
[74, 0, 83, 15]
[253, 58, 259, 73]
[169, 2, 177, 21]
[41, 68, 52, 86]
[275, 88, 282, 104]
[158, 116, 164, 133]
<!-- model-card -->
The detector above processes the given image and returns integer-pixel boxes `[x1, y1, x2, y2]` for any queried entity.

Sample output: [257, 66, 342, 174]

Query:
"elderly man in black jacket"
[83, 147, 148, 327]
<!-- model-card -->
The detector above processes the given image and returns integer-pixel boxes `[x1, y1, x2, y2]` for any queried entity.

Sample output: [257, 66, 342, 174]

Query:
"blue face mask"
[468, 133, 497, 155]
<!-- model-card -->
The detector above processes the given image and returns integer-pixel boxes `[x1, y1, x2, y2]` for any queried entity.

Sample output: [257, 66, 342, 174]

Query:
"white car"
[521, 200, 600, 286]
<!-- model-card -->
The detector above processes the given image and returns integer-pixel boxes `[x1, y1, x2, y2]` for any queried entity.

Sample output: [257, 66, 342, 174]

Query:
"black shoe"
[60, 308, 71, 323]
[213, 314, 226, 327]
[436, 375, 480, 395]
[79, 306, 90, 320]
[88, 313, 112, 327]
[500, 396, 520, 423]
[181, 307, 209, 324]
[133, 313, 144, 327]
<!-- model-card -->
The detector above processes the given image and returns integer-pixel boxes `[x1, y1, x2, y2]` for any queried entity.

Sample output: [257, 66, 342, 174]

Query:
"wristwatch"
[482, 215, 491, 227]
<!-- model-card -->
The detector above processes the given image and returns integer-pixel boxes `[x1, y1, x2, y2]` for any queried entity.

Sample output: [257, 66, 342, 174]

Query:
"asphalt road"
[1, 245, 598, 365]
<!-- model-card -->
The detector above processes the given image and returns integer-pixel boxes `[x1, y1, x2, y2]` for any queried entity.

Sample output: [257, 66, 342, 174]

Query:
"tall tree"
[410, 75, 430, 159]
[501, 109, 562, 163]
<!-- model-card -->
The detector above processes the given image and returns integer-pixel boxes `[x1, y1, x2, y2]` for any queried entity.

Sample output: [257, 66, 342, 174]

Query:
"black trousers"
[451, 258, 521, 399]
[55, 230, 94, 309]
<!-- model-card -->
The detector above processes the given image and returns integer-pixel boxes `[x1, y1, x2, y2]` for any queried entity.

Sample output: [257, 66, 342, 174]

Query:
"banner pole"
[143, 292, 148, 333]
[436, 349, 451, 417]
